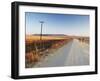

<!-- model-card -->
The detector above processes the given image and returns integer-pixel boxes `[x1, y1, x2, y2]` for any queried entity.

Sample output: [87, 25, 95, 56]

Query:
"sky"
[25, 12, 90, 36]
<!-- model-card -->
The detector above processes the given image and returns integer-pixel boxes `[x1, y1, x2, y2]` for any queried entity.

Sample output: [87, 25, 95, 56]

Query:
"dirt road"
[34, 39, 89, 67]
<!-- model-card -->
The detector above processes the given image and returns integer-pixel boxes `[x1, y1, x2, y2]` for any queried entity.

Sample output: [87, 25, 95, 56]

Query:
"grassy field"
[25, 35, 72, 68]
[26, 35, 69, 44]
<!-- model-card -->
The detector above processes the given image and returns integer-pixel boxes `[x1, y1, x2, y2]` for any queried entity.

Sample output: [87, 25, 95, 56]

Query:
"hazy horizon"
[25, 12, 90, 37]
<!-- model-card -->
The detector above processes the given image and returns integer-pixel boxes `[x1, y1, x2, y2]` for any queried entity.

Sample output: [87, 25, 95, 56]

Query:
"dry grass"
[26, 52, 41, 63]
[26, 35, 69, 44]
[25, 35, 72, 68]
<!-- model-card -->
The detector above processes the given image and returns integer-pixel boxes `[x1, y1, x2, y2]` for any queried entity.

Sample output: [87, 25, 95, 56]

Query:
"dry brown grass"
[26, 35, 69, 44]
[25, 35, 72, 68]
[26, 52, 40, 63]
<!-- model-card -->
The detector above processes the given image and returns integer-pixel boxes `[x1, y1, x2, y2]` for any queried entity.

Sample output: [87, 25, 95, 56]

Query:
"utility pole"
[39, 21, 44, 51]
[40, 21, 44, 41]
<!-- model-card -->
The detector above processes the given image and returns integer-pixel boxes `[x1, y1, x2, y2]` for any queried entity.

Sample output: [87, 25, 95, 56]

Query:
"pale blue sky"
[25, 12, 90, 36]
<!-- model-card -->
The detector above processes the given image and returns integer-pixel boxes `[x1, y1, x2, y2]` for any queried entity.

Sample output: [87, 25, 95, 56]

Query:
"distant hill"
[33, 34, 67, 36]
